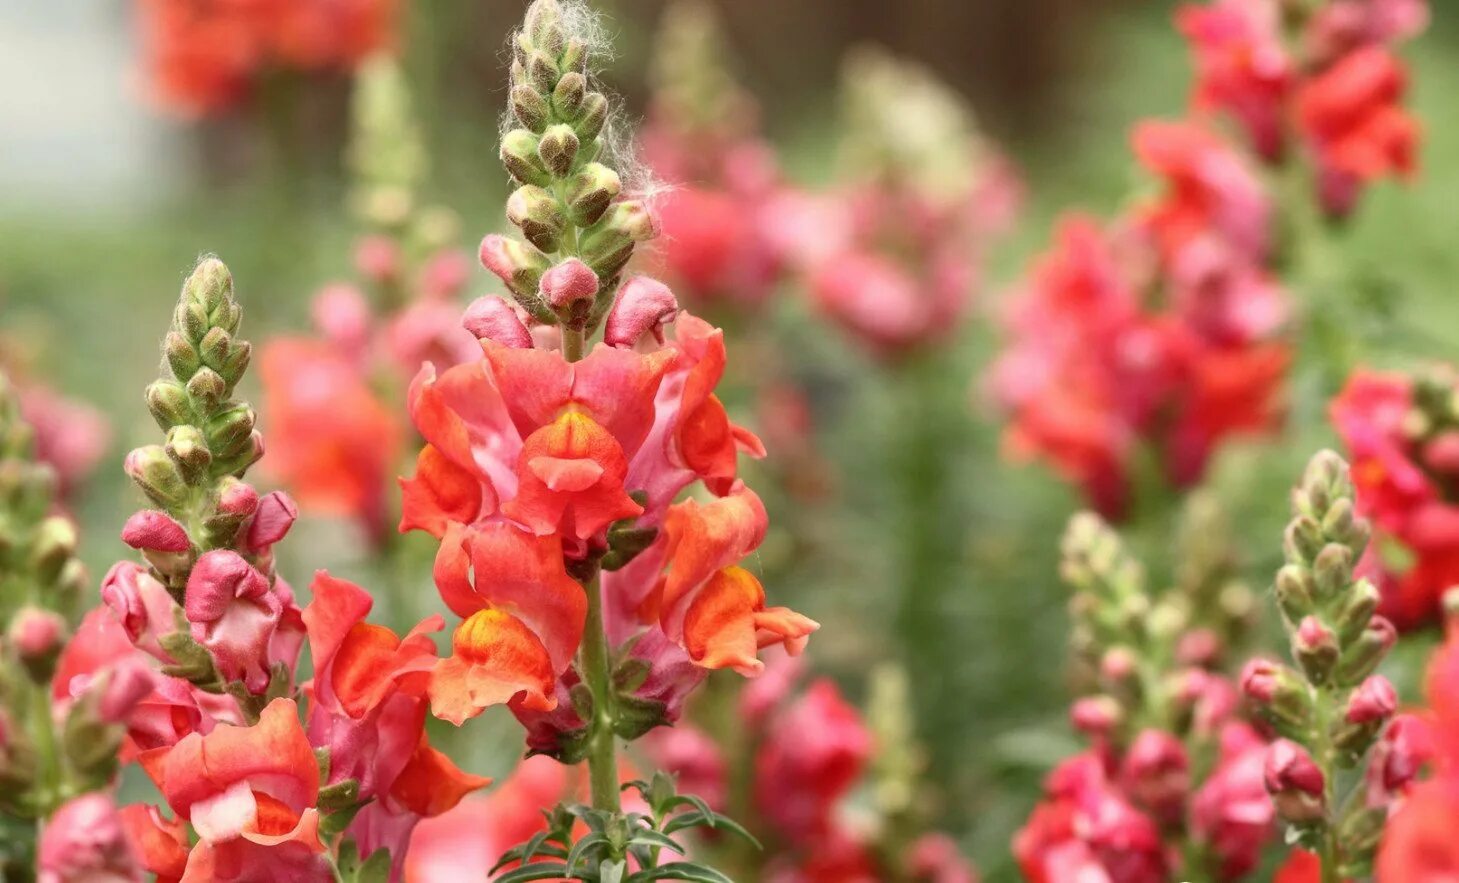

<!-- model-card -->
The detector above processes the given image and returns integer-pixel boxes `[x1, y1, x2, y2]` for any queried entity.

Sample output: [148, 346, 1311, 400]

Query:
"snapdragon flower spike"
[117, 258, 305, 710]
[1176, 0, 1427, 217]
[1242, 450, 1405, 877]
[1017, 506, 1276, 881]
[0, 373, 141, 826]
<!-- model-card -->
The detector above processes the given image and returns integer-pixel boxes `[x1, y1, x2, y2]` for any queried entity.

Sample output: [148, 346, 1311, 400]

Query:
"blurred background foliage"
[2, 1, 1458, 879]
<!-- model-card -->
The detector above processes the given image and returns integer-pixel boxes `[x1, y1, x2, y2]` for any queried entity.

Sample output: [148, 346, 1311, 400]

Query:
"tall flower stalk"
[397, 1, 814, 876]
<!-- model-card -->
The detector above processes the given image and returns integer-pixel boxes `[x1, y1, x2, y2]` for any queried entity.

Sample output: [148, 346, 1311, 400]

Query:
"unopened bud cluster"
[484, 0, 657, 332]
[118, 258, 298, 707]
[1242, 450, 1401, 875]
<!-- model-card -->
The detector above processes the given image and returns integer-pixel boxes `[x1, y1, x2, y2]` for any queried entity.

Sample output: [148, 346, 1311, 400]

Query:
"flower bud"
[164, 331, 201, 380]
[479, 234, 552, 302]
[8, 606, 66, 679]
[565, 163, 622, 227]
[604, 276, 679, 347]
[355, 234, 401, 282]
[1345, 675, 1397, 725]
[125, 445, 188, 509]
[1335, 578, 1380, 644]
[185, 550, 281, 692]
[1174, 628, 1223, 668]
[539, 257, 600, 314]
[165, 424, 212, 480]
[98, 662, 155, 724]
[537, 123, 580, 177]
[245, 491, 298, 552]
[1294, 616, 1339, 684]
[574, 92, 608, 141]
[205, 403, 256, 457]
[121, 510, 190, 553]
[1275, 564, 1315, 622]
[1336, 615, 1396, 686]
[1285, 516, 1324, 564]
[184, 367, 226, 413]
[146, 380, 192, 429]
[1312, 544, 1353, 600]
[1069, 695, 1123, 738]
[553, 71, 586, 117]
[1264, 740, 1326, 824]
[601, 199, 659, 242]
[1367, 714, 1433, 798]
[31, 516, 78, 584]
[501, 129, 552, 187]
[1424, 430, 1459, 475]
[1241, 658, 1312, 734]
[507, 185, 568, 253]
[512, 84, 551, 132]
[462, 297, 534, 349]
[216, 477, 260, 518]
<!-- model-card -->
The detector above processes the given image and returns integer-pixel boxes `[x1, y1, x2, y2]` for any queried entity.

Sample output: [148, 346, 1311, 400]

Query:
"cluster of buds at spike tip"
[485, 0, 657, 333]
[118, 258, 301, 709]
[0, 374, 149, 830]
[1240, 449, 1401, 876]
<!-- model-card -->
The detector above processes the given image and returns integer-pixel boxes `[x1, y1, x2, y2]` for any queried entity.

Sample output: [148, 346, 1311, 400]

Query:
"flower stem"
[580, 574, 621, 813]
[1313, 687, 1341, 883]
[562, 325, 586, 363]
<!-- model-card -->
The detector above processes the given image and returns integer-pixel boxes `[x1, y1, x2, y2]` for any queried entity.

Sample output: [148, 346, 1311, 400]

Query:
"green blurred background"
[2, 2, 1457, 879]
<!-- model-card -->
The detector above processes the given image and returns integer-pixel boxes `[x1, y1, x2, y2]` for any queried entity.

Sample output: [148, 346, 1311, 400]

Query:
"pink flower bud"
[604, 276, 680, 348]
[1346, 675, 1398, 724]
[1264, 740, 1326, 823]
[185, 550, 281, 693]
[1100, 646, 1138, 683]
[1070, 695, 1121, 737]
[216, 479, 260, 518]
[539, 258, 600, 310]
[462, 296, 534, 349]
[8, 606, 66, 661]
[100, 561, 180, 663]
[245, 491, 298, 551]
[1175, 628, 1223, 667]
[1368, 713, 1433, 798]
[120, 510, 190, 553]
[311, 283, 373, 355]
[355, 234, 401, 282]
[37, 794, 138, 883]
[99, 662, 155, 724]
[1240, 658, 1282, 703]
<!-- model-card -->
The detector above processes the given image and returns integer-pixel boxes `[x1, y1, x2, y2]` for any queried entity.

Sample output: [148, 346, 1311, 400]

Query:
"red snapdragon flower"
[754, 678, 872, 843]
[1177, 0, 1292, 160]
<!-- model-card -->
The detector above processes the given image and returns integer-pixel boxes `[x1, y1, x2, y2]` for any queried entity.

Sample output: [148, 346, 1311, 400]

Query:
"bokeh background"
[3, 2, 1458, 879]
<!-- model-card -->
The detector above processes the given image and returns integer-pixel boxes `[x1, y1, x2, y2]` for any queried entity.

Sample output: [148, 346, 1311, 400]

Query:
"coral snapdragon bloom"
[427, 522, 587, 724]
[1298, 47, 1418, 184]
[260, 338, 402, 542]
[134, 698, 332, 882]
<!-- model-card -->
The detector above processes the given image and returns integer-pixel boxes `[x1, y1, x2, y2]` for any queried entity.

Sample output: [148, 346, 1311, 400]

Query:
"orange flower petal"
[429, 610, 556, 725]
[390, 733, 493, 817]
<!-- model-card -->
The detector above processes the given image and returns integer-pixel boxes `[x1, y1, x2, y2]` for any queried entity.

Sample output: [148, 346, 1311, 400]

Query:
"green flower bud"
[30, 516, 77, 585]
[126, 445, 189, 509]
[527, 50, 559, 93]
[1285, 516, 1324, 565]
[559, 38, 587, 76]
[165, 331, 201, 380]
[1335, 617, 1396, 686]
[165, 424, 212, 479]
[146, 380, 192, 429]
[1312, 544, 1353, 601]
[501, 129, 552, 187]
[1335, 579, 1380, 644]
[553, 71, 587, 118]
[186, 367, 227, 413]
[537, 123, 580, 177]
[184, 258, 234, 319]
[205, 403, 257, 457]
[506, 185, 568, 253]
[512, 84, 551, 132]
[600, 199, 658, 242]
[1275, 564, 1315, 623]
[574, 92, 609, 142]
[566, 163, 621, 227]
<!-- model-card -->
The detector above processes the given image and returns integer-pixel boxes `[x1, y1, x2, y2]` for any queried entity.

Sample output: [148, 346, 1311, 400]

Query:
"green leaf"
[661, 812, 761, 849]
[566, 832, 611, 872]
[661, 793, 712, 821]
[626, 828, 683, 855]
[626, 861, 735, 883]
[355, 848, 392, 883]
[492, 863, 572, 883]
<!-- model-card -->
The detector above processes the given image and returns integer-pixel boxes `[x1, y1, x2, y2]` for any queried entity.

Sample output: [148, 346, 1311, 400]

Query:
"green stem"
[30, 678, 60, 814]
[1312, 686, 1341, 883]
[562, 325, 586, 363]
[580, 575, 621, 813]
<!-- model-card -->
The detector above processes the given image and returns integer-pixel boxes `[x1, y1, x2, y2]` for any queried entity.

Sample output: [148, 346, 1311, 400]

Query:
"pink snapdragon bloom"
[16, 382, 110, 500]
[754, 679, 872, 843]
[1177, 0, 1292, 160]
